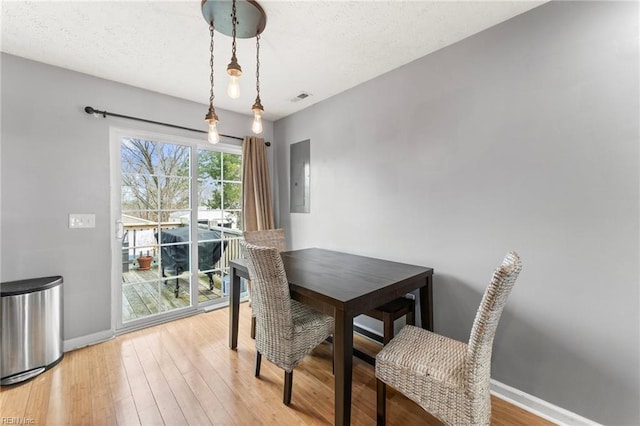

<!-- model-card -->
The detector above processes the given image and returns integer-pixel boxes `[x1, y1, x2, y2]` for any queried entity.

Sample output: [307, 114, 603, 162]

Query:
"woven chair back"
[466, 251, 522, 396]
[242, 242, 294, 345]
[243, 228, 287, 253]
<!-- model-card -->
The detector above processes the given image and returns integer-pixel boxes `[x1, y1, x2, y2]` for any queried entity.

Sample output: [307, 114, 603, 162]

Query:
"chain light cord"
[255, 32, 261, 99]
[209, 23, 215, 108]
[251, 30, 264, 134]
[231, 0, 237, 60]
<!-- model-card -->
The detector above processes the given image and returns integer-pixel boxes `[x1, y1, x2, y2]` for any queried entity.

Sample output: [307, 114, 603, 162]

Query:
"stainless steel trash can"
[1, 276, 64, 385]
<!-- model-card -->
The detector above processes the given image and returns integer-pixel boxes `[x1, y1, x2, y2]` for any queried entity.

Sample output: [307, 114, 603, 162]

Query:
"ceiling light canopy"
[202, 0, 267, 144]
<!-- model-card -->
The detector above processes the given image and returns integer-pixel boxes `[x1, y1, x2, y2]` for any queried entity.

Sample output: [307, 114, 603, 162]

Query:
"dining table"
[228, 248, 434, 426]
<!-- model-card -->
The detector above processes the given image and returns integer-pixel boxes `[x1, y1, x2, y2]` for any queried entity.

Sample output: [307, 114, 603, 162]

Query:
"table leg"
[333, 309, 353, 426]
[419, 274, 434, 331]
[229, 265, 241, 349]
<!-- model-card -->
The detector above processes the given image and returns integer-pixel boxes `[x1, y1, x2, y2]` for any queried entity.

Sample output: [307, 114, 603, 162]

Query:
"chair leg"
[251, 316, 256, 339]
[407, 300, 415, 326]
[255, 352, 262, 377]
[377, 378, 386, 426]
[283, 371, 293, 405]
[383, 312, 394, 345]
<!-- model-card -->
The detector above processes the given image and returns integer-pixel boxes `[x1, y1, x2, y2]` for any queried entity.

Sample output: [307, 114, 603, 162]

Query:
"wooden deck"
[122, 265, 225, 322]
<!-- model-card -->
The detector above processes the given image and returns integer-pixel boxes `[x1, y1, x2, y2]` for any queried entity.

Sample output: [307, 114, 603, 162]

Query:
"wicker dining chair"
[375, 252, 522, 426]
[243, 228, 287, 338]
[242, 242, 335, 405]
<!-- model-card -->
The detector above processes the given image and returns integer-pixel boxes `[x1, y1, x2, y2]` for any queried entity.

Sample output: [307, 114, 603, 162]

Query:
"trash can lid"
[1, 276, 63, 297]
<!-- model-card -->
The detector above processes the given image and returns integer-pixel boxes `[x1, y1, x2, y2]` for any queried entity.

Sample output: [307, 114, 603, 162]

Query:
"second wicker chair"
[242, 242, 335, 405]
[375, 252, 522, 425]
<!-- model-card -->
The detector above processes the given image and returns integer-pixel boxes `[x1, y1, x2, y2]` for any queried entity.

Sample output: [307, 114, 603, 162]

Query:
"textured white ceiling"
[1, 1, 545, 121]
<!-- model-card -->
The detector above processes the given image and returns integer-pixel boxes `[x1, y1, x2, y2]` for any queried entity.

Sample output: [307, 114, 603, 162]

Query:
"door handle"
[115, 219, 124, 240]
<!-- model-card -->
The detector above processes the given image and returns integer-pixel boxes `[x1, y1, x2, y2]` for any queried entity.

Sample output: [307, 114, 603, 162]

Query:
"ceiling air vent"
[290, 92, 312, 103]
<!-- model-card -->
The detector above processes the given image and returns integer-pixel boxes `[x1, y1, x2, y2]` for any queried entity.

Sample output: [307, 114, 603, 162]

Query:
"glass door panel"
[113, 131, 246, 330]
[119, 138, 193, 325]
[197, 149, 245, 304]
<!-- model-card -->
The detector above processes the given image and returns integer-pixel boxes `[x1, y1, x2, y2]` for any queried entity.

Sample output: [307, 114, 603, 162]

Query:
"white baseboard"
[490, 379, 601, 426]
[63, 329, 114, 352]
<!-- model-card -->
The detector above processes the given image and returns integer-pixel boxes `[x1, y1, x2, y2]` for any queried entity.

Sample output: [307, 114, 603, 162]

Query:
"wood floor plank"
[21, 364, 52, 424]
[122, 292, 136, 322]
[123, 283, 152, 318]
[158, 320, 235, 425]
[118, 337, 165, 424]
[132, 282, 162, 315]
[44, 357, 68, 426]
[191, 312, 302, 424]
[197, 320, 310, 425]
[71, 344, 94, 425]
[1, 304, 555, 426]
[141, 329, 213, 426]
[101, 338, 141, 426]
[169, 313, 290, 424]
[131, 330, 189, 425]
[163, 319, 262, 425]
[87, 343, 118, 426]
[0, 373, 31, 419]
[195, 306, 371, 425]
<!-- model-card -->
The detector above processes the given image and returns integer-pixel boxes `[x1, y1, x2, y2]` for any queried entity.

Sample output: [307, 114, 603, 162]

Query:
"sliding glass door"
[111, 129, 244, 331]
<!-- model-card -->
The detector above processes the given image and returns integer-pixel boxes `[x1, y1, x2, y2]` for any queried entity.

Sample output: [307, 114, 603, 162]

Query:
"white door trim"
[109, 127, 242, 333]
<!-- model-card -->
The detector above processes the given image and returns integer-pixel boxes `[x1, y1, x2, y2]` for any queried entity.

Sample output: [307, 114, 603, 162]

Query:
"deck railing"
[210, 227, 243, 277]
[125, 223, 245, 281]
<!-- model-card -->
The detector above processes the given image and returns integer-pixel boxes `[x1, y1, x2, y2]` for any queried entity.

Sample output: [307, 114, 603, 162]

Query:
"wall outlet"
[69, 214, 96, 229]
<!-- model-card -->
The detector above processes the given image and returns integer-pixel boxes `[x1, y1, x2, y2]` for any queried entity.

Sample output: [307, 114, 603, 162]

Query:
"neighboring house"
[172, 209, 237, 230]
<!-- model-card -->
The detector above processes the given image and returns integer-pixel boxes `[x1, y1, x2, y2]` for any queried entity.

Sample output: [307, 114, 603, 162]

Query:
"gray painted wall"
[274, 2, 638, 424]
[1, 53, 274, 341]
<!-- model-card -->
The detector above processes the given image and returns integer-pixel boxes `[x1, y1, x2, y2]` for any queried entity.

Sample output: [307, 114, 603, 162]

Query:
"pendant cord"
[231, 0, 238, 60]
[255, 33, 261, 99]
[214, 21, 215, 108]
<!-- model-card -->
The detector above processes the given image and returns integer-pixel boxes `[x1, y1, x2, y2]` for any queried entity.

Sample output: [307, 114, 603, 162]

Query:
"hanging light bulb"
[205, 23, 220, 144]
[227, 74, 241, 99]
[252, 98, 264, 134]
[251, 33, 264, 134]
[226, 0, 242, 99]
[251, 113, 263, 134]
[207, 110, 220, 144]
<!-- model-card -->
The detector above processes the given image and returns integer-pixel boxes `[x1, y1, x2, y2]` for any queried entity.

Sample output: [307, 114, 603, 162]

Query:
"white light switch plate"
[69, 214, 96, 229]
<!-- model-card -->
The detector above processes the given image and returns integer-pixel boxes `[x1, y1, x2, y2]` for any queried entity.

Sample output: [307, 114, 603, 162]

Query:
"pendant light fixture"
[251, 32, 264, 134]
[201, 0, 267, 139]
[205, 23, 220, 144]
[226, 0, 242, 99]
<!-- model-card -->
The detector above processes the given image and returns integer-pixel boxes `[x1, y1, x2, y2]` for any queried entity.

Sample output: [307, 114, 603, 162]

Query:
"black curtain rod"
[84, 106, 270, 146]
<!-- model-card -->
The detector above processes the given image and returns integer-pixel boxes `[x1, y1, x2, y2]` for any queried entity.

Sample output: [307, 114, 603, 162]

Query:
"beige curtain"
[242, 136, 275, 231]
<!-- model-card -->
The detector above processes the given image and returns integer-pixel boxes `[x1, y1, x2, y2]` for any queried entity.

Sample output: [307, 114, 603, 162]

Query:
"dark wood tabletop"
[228, 248, 434, 426]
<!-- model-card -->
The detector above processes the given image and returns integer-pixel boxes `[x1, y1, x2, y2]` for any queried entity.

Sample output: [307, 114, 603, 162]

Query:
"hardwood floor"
[0, 304, 554, 425]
